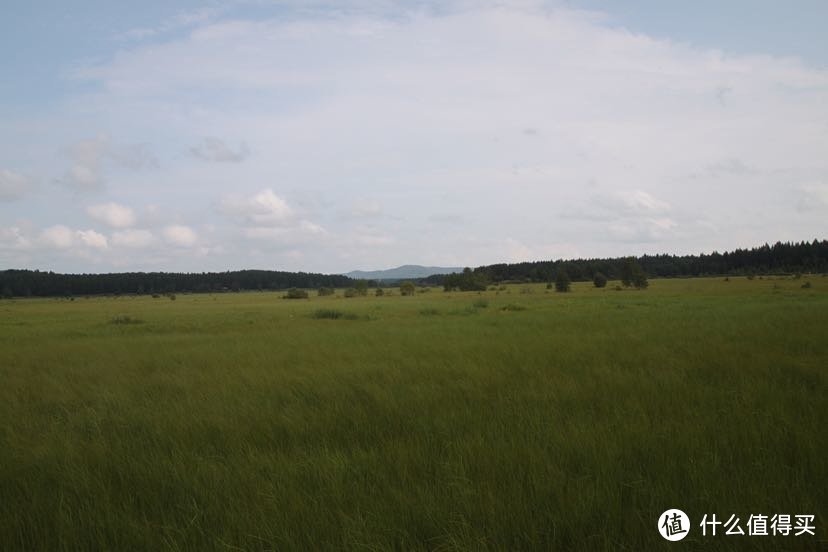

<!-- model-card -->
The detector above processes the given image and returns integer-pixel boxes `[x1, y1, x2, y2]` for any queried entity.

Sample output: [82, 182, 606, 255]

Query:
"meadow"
[0, 276, 825, 550]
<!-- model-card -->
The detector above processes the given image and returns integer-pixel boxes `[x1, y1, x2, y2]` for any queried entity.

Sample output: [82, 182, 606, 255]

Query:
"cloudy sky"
[1, 1, 826, 274]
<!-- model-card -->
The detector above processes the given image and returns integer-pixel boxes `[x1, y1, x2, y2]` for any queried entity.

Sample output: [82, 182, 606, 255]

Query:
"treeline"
[422, 240, 828, 285]
[0, 269, 355, 298]
[2, 239, 826, 298]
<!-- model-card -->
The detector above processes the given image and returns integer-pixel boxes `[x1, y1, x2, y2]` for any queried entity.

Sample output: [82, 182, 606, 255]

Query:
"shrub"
[521, 286, 534, 294]
[500, 303, 526, 312]
[284, 288, 309, 299]
[375, 288, 384, 296]
[311, 309, 359, 320]
[801, 281, 812, 289]
[317, 287, 334, 296]
[555, 269, 571, 292]
[109, 315, 143, 325]
[400, 281, 415, 296]
[168, 294, 176, 301]
[311, 309, 343, 319]
[593, 272, 608, 288]
[344, 288, 358, 298]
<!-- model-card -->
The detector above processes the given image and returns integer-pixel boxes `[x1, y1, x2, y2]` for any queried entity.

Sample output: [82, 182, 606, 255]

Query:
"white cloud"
[163, 224, 198, 247]
[220, 189, 295, 226]
[61, 135, 109, 192]
[8, 3, 827, 271]
[191, 137, 248, 163]
[76, 229, 108, 249]
[36, 226, 111, 250]
[107, 143, 158, 170]
[0, 227, 32, 250]
[86, 202, 137, 228]
[39, 225, 76, 249]
[0, 169, 32, 201]
[111, 229, 155, 249]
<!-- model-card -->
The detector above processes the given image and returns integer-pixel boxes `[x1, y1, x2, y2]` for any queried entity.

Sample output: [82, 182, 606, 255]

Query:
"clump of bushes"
[500, 303, 526, 312]
[593, 272, 608, 288]
[801, 281, 812, 289]
[109, 315, 143, 325]
[400, 281, 415, 296]
[375, 288, 384, 297]
[317, 287, 334, 297]
[311, 309, 359, 320]
[344, 288, 358, 298]
[284, 288, 309, 299]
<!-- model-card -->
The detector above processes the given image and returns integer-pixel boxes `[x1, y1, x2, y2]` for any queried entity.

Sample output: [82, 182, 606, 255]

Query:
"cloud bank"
[1, 3, 826, 272]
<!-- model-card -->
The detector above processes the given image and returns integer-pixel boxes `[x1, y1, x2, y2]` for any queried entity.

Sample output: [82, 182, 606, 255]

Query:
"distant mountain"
[344, 265, 463, 280]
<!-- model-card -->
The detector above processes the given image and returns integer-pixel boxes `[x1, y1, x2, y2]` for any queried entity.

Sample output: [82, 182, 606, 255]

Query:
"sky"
[1, 1, 827, 274]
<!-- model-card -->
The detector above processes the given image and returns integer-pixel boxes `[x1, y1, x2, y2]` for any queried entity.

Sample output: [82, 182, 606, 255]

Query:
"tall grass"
[0, 277, 825, 550]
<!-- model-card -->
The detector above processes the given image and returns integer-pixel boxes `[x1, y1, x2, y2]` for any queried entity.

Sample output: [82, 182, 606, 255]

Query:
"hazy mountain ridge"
[344, 265, 463, 280]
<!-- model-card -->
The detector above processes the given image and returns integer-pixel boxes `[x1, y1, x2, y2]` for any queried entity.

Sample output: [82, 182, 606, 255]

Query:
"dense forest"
[1, 240, 825, 297]
[0, 269, 354, 298]
[422, 239, 828, 285]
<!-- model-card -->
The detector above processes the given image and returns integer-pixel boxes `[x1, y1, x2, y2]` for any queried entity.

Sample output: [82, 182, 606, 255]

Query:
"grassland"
[0, 276, 825, 550]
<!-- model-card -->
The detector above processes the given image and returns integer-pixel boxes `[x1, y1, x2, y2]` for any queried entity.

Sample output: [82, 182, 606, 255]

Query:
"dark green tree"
[354, 280, 369, 296]
[554, 268, 571, 292]
[621, 258, 648, 289]
[400, 281, 415, 296]
[593, 272, 608, 288]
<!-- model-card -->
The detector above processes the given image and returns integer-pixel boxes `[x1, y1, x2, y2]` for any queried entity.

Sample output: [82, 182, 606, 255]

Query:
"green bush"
[593, 272, 608, 288]
[109, 315, 143, 325]
[317, 287, 334, 296]
[555, 269, 571, 292]
[311, 309, 359, 320]
[284, 288, 309, 299]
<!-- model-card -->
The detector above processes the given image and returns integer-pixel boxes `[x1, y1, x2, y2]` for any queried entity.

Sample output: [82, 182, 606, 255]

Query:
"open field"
[0, 276, 826, 550]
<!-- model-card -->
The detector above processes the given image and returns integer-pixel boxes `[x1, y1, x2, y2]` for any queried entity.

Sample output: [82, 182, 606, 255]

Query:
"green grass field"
[1, 277, 825, 550]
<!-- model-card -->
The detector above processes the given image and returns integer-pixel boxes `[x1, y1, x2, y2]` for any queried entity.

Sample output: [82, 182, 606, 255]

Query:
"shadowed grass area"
[0, 277, 825, 550]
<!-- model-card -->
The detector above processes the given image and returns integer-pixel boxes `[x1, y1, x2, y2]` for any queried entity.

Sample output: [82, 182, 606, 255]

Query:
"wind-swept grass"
[0, 277, 825, 550]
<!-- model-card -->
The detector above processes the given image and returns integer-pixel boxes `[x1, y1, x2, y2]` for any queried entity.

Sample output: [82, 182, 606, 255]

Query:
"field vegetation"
[0, 277, 825, 550]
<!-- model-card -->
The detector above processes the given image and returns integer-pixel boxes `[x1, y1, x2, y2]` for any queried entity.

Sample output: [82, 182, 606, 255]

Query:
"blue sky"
[1, 1, 827, 273]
